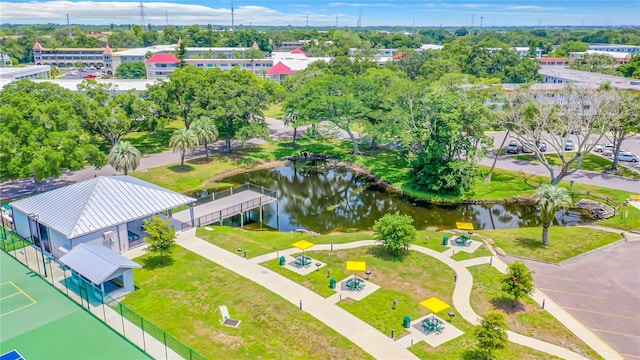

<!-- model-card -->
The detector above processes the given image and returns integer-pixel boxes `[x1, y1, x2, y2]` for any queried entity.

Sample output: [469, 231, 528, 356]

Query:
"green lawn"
[478, 227, 623, 263]
[410, 316, 561, 360]
[264, 103, 284, 118]
[600, 204, 640, 232]
[259, 245, 566, 359]
[468, 265, 602, 359]
[511, 153, 640, 179]
[123, 119, 184, 155]
[123, 247, 371, 360]
[196, 226, 373, 258]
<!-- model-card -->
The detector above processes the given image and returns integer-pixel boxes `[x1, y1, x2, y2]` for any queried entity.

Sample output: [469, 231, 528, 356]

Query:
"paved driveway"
[513, 241, 640, 359]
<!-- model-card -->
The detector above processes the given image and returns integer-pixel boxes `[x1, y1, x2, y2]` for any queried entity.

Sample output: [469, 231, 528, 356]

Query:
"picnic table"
[421, 315, 445, 334]
[294, 255, 312, 268]
[345, 277, 366, 291]
[455, 236, 472, 247]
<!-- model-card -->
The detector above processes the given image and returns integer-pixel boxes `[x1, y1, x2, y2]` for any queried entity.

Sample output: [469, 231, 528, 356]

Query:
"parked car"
[506, 140, 519, 154]
[521, 144, 534, 153]
[565, 140, 574, 151]
[618, 152, 639, 162]
[539, 141, 547, 152]
[595, 143, 613, 153]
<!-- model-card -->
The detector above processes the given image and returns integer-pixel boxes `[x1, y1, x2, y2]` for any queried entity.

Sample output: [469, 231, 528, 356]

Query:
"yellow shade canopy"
[455, 222, 475, 231]
[346, 261, 366, 272]
[420, 297, 450, 313]
[292, 240, 315, 250]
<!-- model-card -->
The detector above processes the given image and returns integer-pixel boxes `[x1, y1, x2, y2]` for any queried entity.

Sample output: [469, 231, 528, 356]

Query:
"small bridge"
[174, 183, 278, 230]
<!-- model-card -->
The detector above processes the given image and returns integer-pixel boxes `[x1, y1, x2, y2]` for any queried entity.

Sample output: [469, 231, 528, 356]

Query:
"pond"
[219, 163, 588, 234]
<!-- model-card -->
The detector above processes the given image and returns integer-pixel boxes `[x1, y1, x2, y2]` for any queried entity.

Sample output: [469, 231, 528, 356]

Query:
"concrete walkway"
[177, 236, 418, 360]
[178, 235, 616, 360]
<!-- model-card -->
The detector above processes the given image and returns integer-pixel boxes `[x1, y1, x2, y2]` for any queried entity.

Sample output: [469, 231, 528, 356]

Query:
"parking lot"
[516, 241, 640, 359]
[487, 132, 640, 172]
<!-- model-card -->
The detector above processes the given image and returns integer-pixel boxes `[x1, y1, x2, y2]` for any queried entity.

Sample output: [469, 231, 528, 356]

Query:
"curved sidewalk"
[177, 236, 418, 360]
[194, 236, 606, 360]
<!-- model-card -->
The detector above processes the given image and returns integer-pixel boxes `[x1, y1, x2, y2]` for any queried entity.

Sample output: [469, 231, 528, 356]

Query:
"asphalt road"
[511, 241, 640, 360]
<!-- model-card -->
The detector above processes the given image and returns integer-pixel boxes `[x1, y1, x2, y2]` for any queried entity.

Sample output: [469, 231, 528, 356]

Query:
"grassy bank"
[123, 247, 371, 359]
[131, 137, 635, 205]
[478, 227, 623, 263]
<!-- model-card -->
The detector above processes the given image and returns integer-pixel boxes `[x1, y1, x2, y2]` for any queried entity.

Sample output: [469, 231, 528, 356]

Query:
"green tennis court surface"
[0, 252, 149, 359]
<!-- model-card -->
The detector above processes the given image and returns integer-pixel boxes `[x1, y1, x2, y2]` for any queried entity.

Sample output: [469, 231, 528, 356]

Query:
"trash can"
[442, 236, 449, 246]
[279, 256, 286, 266]
[403, 315, 411, 329]
[329, 278, 337, 289]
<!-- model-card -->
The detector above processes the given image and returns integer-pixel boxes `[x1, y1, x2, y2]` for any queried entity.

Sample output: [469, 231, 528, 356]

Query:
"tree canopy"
[501, 261, 535, 303]
[0, 80, 107, 191]
[372, 212, 416, 257]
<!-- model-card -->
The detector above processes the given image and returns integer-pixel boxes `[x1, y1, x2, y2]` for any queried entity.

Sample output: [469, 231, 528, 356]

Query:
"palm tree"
[533, 184, 573, 247]
[192, 117, 219, 162]
[109, 141, 141, 175]
[169, 128, 199, 170]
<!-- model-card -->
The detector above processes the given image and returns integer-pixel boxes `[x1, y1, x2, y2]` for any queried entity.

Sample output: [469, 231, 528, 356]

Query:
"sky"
[0, 0, 638, 27]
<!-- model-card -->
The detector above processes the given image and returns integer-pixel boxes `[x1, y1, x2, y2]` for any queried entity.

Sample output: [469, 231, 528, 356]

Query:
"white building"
[538, 67, 640, 92]
[588, 44, 640, 54]
[0, 65, 51, 80]
[10, 176, 196, 258]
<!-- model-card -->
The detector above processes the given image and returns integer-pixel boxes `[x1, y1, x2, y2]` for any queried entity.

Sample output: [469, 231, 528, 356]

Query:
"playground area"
[0, 251, 149, 359]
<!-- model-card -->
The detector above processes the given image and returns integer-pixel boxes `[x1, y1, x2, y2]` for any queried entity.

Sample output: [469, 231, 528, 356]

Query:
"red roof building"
[145, 54, 180, 64]
[103, 44, 113, 56]
[267, 62, 294, 75]
[291, 47, 306, 55]
[392, 52, 404, 59]
[33, 41, 44, 51]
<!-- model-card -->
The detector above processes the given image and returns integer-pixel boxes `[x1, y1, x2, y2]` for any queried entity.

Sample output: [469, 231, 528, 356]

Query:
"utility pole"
[231, 0, 235, 31]
[66, 14, 72, 39]
[139, 0, 145, 28]
[166, 9, 169, 26]
[336, 14, 339, 28]
[480, 16, 484, 30]
[306, 14, 309, 33]
[471, 14, 475, 28]
[357, 10, 361, 32]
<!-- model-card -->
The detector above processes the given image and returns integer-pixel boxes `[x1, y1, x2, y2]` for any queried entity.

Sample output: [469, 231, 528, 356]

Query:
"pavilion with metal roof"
[10, 176, 196, 258]
[59, 243, 142, 297]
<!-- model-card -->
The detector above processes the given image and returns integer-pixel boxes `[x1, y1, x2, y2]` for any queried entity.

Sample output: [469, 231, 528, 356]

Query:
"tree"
[0, 80, 107, 192]
[502, 85, 623, 184]
[191, 116, 219, 162]
[533, 185, 572, 247]
[169, 128, 199, 170]
[78, 80, 150, 146]
[175, 40, 187, 68]
[501, 261, 535, 306]
[203, 68, 270, 153]
[109, 141, 141, 175]
[143, 215, 176, 264]
[372, 212, 416, 257]
[607, 92, 640, 171]
[286, 74, 368, 155]
[115, 61, 147, 79]
[474, 310, 509, 359]
[146, 67, 206, 129]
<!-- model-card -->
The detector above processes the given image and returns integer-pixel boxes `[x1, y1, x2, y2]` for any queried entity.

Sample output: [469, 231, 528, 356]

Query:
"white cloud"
[0, 1, 355, 26]
[506, 5, 564, 11]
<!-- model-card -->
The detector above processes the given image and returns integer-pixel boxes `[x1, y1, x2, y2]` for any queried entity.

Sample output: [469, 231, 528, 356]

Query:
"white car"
[618, 152, 639, 162]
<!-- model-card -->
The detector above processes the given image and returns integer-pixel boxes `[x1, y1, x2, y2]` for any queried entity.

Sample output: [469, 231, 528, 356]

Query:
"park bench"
[630, 194, 640, 202]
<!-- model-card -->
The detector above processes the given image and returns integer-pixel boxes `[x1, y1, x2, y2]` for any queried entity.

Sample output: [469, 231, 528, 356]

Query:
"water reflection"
[221, 163, 587, 234]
